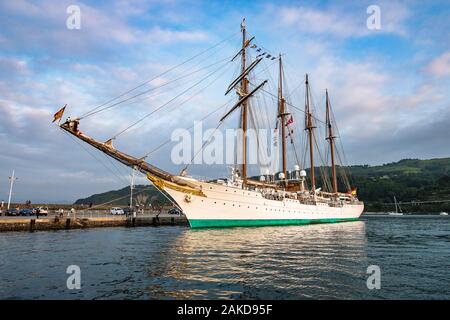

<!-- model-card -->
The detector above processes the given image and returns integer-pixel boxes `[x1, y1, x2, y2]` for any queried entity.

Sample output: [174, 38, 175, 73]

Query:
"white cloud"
[274, 1, 410, 38]
[0, 57, 30, 76]
[0, 0, 210, 56]
[424, 51, 450, 77]
[143, 27, 209, 43]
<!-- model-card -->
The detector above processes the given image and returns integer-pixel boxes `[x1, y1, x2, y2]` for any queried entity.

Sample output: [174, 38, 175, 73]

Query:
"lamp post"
[130, 167, 135, 209]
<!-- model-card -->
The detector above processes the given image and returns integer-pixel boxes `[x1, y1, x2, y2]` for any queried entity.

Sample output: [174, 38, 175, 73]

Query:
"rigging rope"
[182, 96, 234, 175]
[80, 31, 239, 119]
[109, 59, 232, 140]
[135, 171, 182, 211]
[102, 151, 130, 185]
[79, 184, 155, 211]
[124, 58, 232, 139]
[141, 98, 235, 159]
[255, 86, 327, 126]
[81, 55, 233, 119]
[61, 130, 130, 186]
[314, 136, 332, 192]
[182, 117, 225, 174]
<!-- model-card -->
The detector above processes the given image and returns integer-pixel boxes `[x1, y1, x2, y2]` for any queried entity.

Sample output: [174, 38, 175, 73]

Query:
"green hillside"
[347, 158, 450, 212]
[74, 158, 450, 213]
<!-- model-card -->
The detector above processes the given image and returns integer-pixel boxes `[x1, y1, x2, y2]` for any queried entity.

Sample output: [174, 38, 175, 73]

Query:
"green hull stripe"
[188, 218, 359, 228]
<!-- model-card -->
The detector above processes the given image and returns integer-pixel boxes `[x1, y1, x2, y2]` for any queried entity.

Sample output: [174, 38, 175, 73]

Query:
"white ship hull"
[162, 178, 364, 228]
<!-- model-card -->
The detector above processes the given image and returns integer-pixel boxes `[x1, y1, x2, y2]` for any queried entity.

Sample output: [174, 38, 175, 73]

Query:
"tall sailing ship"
[55, 20, 364, 228]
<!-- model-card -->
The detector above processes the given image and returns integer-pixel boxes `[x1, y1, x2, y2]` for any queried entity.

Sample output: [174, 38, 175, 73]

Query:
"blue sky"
[0, 0, 450, 203]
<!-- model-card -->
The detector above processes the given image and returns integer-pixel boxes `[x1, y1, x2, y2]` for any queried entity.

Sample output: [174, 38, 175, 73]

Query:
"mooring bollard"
[66, 218, 71, 229]
[127, 216, 136, 227]
[30, 219, 35, 232]
[171, 217, 175, 225]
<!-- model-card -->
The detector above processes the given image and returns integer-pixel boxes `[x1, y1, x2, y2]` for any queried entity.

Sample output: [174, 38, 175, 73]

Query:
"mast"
[305, 74, 316, 192]
[394, 196, 398, 213]
[325, 89, 338, 194]
[394, 196, 402, 213]
[223, 19, 266, 185]
[278, 54, 287, 181]
[7, 169, 18, 210]
[240, 18, 248, 185]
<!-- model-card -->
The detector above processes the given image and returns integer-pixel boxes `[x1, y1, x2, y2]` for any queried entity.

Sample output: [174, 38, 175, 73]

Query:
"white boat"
[55, 19, 364, 228]
[440, 212, 449, 216]
[388, 196, 403, 216]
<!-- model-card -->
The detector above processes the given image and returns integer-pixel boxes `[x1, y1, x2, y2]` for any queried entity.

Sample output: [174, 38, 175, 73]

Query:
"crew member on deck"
[66, 117, 80, 134]
[73, 119, 79, 133]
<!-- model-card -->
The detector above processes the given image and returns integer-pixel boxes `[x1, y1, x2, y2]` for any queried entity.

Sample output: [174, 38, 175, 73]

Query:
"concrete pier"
[0, 214, 188, 232]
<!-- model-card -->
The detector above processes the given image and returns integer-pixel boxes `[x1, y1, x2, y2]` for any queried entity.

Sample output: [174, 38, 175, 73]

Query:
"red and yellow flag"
[52, 104, 66, 123]
[285, 115, 294, 126]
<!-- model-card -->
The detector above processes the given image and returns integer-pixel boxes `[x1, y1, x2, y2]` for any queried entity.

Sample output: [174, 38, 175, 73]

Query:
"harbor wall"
[0, 215, 188, 233]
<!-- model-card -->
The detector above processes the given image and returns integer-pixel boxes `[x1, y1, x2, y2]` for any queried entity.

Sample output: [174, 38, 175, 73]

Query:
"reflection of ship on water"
[149, 222, 367, 299]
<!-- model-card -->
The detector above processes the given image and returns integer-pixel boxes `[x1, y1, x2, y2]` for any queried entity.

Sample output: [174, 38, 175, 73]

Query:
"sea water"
[0, 215, 448, 299]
